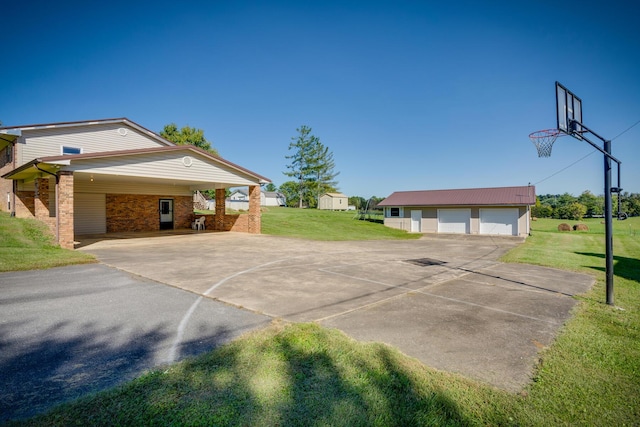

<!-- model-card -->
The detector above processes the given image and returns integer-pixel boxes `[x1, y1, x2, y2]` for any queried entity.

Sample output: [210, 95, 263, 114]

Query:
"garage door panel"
[75, 193, 106, 235]
[438, 209, 470, 234]
[480, 208, 518, 236]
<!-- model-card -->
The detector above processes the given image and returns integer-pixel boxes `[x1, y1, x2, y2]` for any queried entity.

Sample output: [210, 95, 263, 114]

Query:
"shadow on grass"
[575, 252, 640, 283]
[20, 324, 488, 426]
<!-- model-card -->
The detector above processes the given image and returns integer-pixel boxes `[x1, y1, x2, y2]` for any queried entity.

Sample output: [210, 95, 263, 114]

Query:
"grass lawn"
[261, 207, 419, 240]
[5, 213, 640, 425]
[0, 212, 95, 272]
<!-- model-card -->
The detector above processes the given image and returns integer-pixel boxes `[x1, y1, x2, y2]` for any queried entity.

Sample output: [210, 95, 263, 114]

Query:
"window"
[387, 207, 403, 217]
[62, 146, 82, 155]
[0, 146, 12, 168]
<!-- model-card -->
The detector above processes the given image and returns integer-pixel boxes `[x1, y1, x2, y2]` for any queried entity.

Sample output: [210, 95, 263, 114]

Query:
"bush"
[558, 223, 572, 232]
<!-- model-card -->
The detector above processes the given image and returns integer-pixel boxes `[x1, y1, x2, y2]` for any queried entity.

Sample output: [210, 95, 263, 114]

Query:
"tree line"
[159, 122, 640, 220]
[533, 191, 640, 220]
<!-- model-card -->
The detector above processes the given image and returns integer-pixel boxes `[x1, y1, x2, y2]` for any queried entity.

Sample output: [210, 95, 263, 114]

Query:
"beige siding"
[384, 205, 530, 236]
[75, 179, 193, 196]
[66, 152, 259, 186]
[19, 123, 167, 166]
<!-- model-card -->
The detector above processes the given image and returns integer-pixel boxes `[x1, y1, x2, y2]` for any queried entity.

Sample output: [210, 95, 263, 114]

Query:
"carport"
[1, 119, 271, 249]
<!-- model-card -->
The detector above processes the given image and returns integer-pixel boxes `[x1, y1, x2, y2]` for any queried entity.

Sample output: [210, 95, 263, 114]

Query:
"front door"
[411, 210, 422, 232]
[159, 199, 174, 230]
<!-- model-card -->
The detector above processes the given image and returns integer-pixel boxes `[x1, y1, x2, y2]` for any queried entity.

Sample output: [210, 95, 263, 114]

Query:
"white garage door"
[438, 209, 470, 234]
[74, 193, 106, 235]
[480, 208, 518, 236]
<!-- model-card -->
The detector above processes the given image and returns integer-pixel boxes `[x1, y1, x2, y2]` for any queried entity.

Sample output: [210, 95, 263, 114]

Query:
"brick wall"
[15, 190, 35, 217]
[34, 177, 56, 231]
[106, 194, 192, 232]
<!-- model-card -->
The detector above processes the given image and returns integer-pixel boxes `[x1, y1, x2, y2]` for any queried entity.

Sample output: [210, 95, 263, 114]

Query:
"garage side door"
[480, 208, 518, 236]
[74, 193, 106, 235]
[438, 209, 470, 234]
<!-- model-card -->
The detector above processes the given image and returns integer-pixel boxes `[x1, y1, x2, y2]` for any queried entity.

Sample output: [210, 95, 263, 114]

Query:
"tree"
[279, 181, 301, 208]
[578, 190, 604, 217]
[283, 125, 339, 208]
[264, 183, 277, 192]
[160, 123, 218, 155]
[556, 202, 587, 220]
[349, 196, 366, 210]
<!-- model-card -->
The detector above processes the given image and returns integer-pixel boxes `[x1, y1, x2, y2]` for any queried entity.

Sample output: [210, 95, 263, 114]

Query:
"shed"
[378, 186, 535, 236]
[318, 192, 348, 210]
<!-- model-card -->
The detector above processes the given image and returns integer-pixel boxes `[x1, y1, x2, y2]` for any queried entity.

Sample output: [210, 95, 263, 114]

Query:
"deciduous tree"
[160, 123, 218, 155]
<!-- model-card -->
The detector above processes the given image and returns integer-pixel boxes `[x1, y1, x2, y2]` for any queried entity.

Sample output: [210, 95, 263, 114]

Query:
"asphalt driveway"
[0, 263, 270, 423]
[80, 232, 595, 392]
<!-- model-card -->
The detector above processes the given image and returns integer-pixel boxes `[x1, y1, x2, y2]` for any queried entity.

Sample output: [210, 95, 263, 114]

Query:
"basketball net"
[529, 129, 563, 157]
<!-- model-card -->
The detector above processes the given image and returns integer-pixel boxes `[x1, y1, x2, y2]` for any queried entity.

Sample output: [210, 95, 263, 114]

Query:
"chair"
[192, 217, 205, 231]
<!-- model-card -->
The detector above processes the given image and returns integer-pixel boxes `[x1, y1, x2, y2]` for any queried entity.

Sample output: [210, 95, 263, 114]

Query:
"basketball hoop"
[529, 129, 564, 157]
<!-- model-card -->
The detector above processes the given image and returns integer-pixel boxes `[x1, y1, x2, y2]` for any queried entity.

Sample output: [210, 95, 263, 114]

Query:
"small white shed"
[318, 193, 348, 210]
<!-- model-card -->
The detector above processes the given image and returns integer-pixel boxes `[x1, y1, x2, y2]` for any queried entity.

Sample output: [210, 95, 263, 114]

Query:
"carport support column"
[248, 185, 261, 234]
[57, 171, 74, 249]
[215, 188, 226, 231]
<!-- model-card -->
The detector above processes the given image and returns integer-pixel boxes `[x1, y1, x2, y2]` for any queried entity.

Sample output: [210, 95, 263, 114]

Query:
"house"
[378, 185, 535, 236]
[261, 191, 286, 207]
[228, 189, 248, 201]
[0, 118, 270, 249]
[318, 192, 348, 210]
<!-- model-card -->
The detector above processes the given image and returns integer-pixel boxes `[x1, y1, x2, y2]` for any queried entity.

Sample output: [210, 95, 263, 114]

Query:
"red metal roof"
[378, 186, 536, 207]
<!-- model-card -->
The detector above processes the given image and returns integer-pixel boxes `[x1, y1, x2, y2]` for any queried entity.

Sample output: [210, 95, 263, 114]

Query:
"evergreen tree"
[284, 125, 339, 208]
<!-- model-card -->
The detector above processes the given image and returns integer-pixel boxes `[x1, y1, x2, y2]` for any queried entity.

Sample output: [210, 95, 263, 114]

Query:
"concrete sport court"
[80, 232, 594, 392]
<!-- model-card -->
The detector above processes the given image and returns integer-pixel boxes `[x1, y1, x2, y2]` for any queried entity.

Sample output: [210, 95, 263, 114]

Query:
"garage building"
[378, 186, 536, 237]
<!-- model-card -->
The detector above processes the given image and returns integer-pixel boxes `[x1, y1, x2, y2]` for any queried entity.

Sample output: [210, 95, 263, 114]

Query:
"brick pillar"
[34, 177, 50, 221]
[57, 171, 74, 249]
[215, 188, 226, 231]
[248, 185, 261, 234]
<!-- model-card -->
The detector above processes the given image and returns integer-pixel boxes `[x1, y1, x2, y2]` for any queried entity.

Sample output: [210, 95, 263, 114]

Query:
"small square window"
[390, 207, 400, 217]
[62, 146, 82, 155]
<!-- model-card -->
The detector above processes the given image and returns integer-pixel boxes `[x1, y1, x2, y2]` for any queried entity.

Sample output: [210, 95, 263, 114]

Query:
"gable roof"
[322, 192, 348, 198]
[2, 145, 271, 184]
[0, 117, 174, 147]
[378, 186, 536, 207]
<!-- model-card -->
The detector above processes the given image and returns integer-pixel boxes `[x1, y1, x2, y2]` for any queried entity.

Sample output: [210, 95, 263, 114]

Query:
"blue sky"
[2, 0, 639, 198]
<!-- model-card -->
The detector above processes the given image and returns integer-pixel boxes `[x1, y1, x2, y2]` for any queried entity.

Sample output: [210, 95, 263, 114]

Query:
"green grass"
[5, 212, 640, 425]
[261, 207, 420, 240]
[0, 211, 95, 271]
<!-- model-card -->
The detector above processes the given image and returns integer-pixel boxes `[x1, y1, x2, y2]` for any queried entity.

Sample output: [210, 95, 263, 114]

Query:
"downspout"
[10, 141, 17, 217]
[34, 163, 60, 244]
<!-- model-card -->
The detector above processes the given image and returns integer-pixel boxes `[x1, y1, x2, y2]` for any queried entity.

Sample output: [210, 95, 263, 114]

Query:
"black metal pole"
[604, 139, 614, 305]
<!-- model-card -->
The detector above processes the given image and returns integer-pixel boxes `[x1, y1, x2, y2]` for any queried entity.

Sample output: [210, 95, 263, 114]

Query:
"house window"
[0, 146, 11, 168]
[387, 207, 403, 217]
[62, 146, 82, 155]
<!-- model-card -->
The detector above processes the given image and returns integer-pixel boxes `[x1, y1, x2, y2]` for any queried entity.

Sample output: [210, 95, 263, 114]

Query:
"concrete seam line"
[319, 267, 559, 325]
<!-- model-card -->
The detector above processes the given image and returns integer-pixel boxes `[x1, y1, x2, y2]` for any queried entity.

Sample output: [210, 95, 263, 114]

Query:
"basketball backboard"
[556, 81, 583, 135]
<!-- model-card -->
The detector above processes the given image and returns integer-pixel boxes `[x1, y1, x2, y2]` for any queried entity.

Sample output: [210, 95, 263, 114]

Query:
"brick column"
[215, 188, 226, 231]
[34, 177, 50, 221]
[57, 171, 74, 249]
[248, 185, 261, 234]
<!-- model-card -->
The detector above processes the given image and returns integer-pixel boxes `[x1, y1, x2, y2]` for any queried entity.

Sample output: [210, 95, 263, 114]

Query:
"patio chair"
[192, 217, 206, 230]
